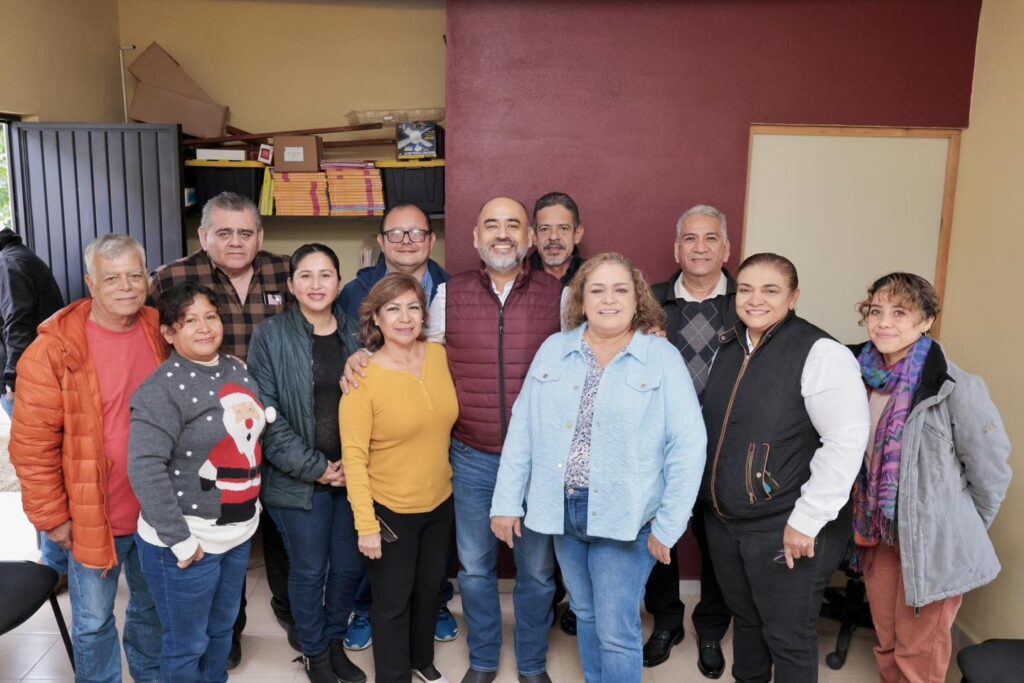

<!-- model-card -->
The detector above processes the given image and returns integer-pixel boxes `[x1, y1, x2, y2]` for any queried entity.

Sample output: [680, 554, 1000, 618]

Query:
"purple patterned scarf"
[852, 335, 932, 549]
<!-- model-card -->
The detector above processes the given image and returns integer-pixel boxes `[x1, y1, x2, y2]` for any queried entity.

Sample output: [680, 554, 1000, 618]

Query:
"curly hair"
[856, 272, 941, 325]
[358, 273, 429, 351]
[158, 282, 220, 328]
[563, 252, 666, 333]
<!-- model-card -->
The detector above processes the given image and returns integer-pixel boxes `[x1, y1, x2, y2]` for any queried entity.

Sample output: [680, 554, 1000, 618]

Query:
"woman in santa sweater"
[129, 282, 269, 683]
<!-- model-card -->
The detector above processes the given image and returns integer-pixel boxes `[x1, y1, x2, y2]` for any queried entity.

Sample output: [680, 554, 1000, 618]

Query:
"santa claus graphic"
[198, 383, 274, 525]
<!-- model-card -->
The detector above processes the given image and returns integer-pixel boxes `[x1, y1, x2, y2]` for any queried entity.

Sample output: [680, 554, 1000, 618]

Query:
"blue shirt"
[490, 325, 707, 546]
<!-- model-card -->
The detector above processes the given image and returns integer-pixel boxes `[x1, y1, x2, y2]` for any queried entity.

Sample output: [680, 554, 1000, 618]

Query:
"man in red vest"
[425, 197, 561, 683]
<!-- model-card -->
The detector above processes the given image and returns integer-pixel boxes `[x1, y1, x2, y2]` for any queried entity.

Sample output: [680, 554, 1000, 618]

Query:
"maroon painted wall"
[445, 0, 980, 579]
[445, 0, 980, 279]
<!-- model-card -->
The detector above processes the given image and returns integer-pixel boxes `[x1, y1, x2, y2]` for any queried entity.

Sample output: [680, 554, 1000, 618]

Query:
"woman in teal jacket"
[490, 253, 707, 683]
[247, 244, 365, 683]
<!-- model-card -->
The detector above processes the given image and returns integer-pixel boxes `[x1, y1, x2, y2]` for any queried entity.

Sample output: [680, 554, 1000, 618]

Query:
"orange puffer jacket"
[10, 299, 167, 569]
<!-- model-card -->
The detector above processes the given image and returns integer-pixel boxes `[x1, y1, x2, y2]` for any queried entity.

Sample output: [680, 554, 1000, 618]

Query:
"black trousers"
[704, 504, 851, 683]
[368, 496, 454, 683]
[643, 503, 732, 639]
[233, 506, 292, 639]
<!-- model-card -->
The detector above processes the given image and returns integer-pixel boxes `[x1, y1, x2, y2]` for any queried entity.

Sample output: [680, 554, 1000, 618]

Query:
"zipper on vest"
[710, 345, 754, 517]
[498, 304, 508, 440]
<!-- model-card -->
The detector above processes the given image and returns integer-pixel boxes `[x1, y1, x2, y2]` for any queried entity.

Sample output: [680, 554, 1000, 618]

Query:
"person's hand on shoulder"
[340, 349, 371, 394]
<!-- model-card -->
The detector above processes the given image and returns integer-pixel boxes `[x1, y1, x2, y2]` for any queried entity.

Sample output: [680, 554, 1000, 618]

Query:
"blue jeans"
[68, 534, 162, 683]
[0, 391, 13, 419]
[268, 489, 364, 655]
[450, 438, 555, 675]
[138, 536, 250, 683]
[554, 488, 656, 683]
[40, 532, 69, 574]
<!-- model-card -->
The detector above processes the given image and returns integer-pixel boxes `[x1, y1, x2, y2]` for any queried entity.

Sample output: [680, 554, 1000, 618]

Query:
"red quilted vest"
[445, 264, 561, 454]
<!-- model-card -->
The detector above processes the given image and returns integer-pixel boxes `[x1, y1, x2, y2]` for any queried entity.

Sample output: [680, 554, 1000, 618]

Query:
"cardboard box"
[273, 136, 322, 173]
[129, 42, 215, 103]
[129, 82, 228, 138]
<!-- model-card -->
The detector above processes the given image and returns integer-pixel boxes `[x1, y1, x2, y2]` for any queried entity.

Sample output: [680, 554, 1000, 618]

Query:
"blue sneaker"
[344, 613, 372, 651]
[434, 606, 459, 642]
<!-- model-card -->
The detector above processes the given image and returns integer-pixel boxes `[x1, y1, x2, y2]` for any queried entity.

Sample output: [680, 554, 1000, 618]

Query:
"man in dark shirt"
[0, 226, 67, 576]
[527, 191, 585, 287]
[150, 192, 293, 667]
[644, 204, 737, 678]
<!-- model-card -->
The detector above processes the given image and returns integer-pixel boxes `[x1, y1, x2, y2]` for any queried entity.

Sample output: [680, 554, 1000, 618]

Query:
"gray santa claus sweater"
[128, 351, 269, 561]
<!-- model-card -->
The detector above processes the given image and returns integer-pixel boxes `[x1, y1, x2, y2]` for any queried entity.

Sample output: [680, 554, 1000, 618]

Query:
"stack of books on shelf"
[272, 171, 330, 216]
[322, 162, 386, 216]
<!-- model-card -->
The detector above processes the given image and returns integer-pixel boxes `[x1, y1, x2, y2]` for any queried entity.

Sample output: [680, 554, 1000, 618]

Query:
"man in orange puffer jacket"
[11, 234, 167, 683]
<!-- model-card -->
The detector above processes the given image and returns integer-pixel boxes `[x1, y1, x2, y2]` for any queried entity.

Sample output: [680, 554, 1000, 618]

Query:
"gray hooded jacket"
[854, 342, 1012, 607]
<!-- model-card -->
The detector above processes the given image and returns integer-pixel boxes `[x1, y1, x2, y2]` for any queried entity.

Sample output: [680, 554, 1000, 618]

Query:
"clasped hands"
[317, 460, 347, 487]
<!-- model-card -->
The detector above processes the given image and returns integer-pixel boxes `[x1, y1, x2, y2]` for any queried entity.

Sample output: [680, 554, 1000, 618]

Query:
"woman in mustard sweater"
[340, 273, 458, 683]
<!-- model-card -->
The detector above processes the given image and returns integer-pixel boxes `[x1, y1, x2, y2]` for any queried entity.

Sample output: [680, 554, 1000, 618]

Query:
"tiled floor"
[0, 441, 962, 683]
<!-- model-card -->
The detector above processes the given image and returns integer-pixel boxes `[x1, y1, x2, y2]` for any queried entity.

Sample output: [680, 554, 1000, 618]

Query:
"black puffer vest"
[700, 313, 831, 519]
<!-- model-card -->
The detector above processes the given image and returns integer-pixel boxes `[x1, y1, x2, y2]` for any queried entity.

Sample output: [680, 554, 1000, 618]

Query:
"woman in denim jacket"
[490, 252, 707, 683]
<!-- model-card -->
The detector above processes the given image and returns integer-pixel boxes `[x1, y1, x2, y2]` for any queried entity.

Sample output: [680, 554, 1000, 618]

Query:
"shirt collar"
[674, 271, 728, 302]
[561, 322, 652, 364]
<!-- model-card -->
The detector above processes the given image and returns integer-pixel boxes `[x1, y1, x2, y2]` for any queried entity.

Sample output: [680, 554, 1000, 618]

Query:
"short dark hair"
[857, 272, 941, 324]
[737, 252, 799, 290]
[158, 282, 219, 328]
[290, 243, 339, 278]
[379, 202, 431, 233]
[532, 192, 580, 228]
[358, 273, 429, 352]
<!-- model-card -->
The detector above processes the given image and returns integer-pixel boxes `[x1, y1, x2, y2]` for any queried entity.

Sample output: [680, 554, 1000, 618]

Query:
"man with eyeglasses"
[336, 202, 456, 652]
[150, 191, 293, 668]
[338, 202, 449, 319]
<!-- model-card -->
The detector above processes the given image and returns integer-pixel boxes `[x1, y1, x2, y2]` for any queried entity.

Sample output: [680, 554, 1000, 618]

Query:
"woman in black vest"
[700, 253, 869, 682]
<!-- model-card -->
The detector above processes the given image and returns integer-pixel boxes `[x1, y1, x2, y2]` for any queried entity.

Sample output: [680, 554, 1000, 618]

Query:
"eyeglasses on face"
[381, 228, 432, 243]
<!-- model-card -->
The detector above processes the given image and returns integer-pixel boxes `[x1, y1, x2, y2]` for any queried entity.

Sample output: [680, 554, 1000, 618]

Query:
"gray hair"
[200, 192, 262, 231]
[84, 233, 146, 277]
[675, 204, 728, 240]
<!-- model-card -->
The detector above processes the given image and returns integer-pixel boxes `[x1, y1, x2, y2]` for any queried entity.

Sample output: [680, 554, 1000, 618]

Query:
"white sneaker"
[413, 664, 451, 683]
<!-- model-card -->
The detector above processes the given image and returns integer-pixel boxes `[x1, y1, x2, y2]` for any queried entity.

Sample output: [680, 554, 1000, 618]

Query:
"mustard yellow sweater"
[340, 342, 458, 535]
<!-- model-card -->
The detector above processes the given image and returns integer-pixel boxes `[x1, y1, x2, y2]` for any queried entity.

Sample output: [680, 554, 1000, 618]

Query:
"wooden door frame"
[741, 124, 961, 337]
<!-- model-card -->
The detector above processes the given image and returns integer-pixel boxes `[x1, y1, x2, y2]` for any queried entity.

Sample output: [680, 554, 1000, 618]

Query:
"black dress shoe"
[460, 669, 497, 683]
[697, 637, 725, 679]
[642, 626, 684, 667]
[226, 637, 242, 670]
[518, 674, 552, 683]
[559, 606, 577, 636]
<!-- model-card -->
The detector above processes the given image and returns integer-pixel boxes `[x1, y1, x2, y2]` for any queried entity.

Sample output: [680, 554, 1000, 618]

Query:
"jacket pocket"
[625, 371, 662, 393]
[745, 442, 780, 503]
[530, 364, 564, 383]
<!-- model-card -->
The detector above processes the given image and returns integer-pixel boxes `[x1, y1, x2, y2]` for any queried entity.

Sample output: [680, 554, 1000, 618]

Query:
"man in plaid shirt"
[150, 191, 293, 668]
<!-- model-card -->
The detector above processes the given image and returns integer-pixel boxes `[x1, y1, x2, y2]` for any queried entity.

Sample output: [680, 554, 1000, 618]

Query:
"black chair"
[819, 562, 874, 670]
[958, 639, 1024, 682]
[0, 561, 74, 671]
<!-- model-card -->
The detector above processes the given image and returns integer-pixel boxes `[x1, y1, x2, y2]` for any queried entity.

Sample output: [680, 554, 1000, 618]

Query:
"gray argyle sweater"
[128, 351, 267, 561]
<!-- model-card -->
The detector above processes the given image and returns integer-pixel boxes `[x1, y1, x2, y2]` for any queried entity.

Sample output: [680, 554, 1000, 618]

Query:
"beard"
[477, 239, 527, 273]
[541, 241, 570, 267]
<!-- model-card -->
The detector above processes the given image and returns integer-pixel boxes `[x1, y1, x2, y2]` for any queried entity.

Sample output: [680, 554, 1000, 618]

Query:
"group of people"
[3, 189, 1011, 683]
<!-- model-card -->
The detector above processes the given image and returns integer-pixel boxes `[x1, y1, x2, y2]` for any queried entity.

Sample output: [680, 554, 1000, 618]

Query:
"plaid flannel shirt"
[150, 250, 291, 360]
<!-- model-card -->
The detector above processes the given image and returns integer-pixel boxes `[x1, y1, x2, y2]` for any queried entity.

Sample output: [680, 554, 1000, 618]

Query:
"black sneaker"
[226, 637, 241, 670]
[413, 663, 452, 682]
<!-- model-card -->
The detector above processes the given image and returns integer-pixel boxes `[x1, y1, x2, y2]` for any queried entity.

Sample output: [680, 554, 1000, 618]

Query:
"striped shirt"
[150, 250, 291, 360]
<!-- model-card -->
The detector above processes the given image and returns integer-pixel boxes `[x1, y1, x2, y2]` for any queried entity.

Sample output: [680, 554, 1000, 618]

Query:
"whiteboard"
[743, 130, 952, 344]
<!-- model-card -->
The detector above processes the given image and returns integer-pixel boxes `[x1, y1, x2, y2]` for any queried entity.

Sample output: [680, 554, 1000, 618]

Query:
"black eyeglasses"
[381, 228, 432, 243]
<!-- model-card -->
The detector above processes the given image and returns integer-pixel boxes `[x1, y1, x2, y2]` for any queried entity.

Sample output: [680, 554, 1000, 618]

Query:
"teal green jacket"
[247, 304, 360, 510]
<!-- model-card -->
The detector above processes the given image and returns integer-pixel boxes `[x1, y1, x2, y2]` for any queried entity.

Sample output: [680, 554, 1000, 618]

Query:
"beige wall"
[119, 0, 448, 264]
[0, 0, 122, 121]
[941, 0, 1024, 642]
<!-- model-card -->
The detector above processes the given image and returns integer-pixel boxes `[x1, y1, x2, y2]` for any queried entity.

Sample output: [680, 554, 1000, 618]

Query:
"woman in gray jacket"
[247, 244, 365, 683]
[850, 272, 1011, 683]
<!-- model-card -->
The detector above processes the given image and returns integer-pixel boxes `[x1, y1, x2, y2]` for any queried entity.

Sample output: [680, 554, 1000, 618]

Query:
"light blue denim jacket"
[490, 325, 707, 547]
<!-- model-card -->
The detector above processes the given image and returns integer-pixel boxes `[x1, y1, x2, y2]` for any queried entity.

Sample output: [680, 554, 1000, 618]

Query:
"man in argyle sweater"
[645, 204, 737, 678]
